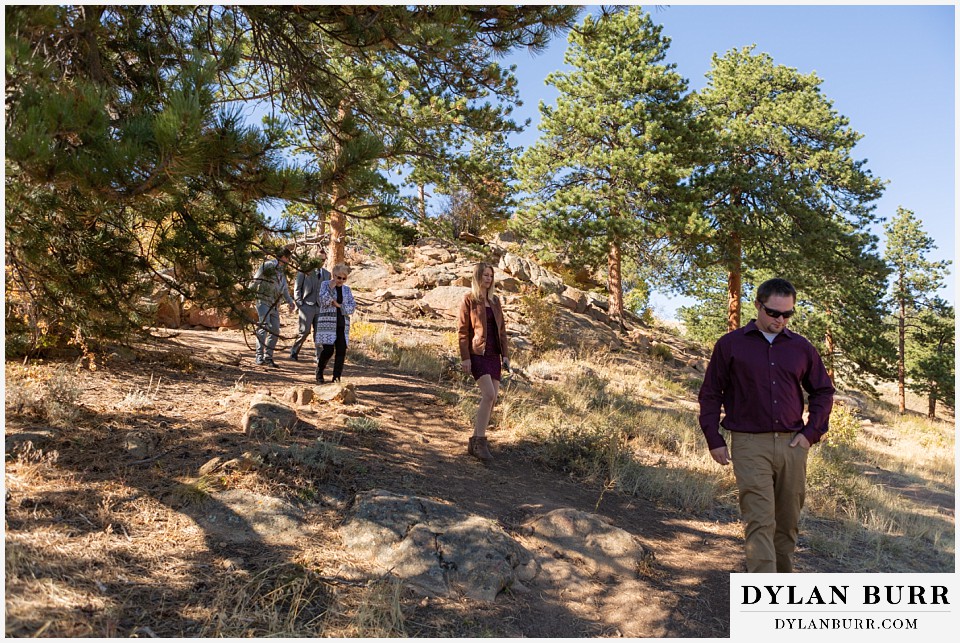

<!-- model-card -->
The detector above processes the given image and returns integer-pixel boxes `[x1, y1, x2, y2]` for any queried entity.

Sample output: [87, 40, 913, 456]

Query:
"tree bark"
[328, 102, 349, 267]
[897, 298, 906, 414]
[607, 239, 625, 332]
[824, 317, 835, 380]
[726, 233, 742, 331]
[927, 386, 937, 420]
[328, 189, 346, 267]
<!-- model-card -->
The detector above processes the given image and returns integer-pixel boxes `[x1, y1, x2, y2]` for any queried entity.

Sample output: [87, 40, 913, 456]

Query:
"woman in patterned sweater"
[315, 263, 357, 384]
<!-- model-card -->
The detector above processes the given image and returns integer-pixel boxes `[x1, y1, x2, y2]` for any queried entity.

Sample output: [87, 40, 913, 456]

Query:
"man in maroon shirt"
[698, 278, 834, 573]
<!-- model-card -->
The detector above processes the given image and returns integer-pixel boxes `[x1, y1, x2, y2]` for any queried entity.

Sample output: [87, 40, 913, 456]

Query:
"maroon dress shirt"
[698, 320, 835, 451]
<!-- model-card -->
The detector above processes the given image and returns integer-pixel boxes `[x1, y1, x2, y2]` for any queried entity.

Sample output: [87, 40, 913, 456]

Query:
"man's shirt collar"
[741, 319, 795, 340]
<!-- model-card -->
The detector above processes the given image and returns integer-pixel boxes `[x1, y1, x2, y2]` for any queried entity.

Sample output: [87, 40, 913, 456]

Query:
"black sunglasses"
[760, 304, 795, 319]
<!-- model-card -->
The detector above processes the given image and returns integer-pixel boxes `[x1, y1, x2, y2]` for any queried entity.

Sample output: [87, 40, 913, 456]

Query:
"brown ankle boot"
[468, 436, 493, 462]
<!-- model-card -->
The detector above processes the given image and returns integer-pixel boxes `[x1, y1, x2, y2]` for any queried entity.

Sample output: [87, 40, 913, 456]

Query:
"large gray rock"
[339, 490, 534, 601]
[562, 286, 589, 314]
[524, 508, 645, 577]
[498, 252, 530, 282]
[420, 286, 471, 313]
[526, 262, 565, 295]
[241, 394, 299, 437]
[518, 508, 668, 637]
[497, 252, 565, 294]
[417, 266, 458, 287]
[416, 245, 454, 265]
[498, 276, 521, 292]
[348, 262, 411, 292]
[191, 489, 309, 546]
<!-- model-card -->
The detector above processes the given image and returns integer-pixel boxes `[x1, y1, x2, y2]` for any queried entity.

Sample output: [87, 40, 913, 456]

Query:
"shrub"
[395, 344, 445, 379]
[822, 403, 860, 451]
[518, 289, 558, 355]
[349, 320, 382, 345]
[345, 417, 382, 434]
[5, 365, 82, 426]
[650, 343, 673, 362]
[352, 216, 418, 266]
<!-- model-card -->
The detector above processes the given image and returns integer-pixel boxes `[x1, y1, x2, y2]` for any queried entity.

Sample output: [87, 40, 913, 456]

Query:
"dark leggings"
[317, 333, 347, 380]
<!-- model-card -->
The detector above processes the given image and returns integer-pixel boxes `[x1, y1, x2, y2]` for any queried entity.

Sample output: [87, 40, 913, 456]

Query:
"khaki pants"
[730, 431, 809, 573]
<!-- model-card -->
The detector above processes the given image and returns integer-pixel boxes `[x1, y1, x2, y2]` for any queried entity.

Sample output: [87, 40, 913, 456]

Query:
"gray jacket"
[294, 267, 332, 307]
[250, 259, 295, 307]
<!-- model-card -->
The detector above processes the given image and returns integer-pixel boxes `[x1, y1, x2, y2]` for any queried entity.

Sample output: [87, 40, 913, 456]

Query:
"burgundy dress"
[470, 306, 503, 382]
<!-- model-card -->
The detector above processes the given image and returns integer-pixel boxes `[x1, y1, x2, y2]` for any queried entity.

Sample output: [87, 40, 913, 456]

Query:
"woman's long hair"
[471, 262, 496, 304]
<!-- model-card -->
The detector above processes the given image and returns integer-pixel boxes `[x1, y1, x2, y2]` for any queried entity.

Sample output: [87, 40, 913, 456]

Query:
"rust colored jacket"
[457, 292, 509, 361]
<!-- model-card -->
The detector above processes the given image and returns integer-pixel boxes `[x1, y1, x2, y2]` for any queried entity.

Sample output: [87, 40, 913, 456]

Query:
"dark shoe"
[264, 358, 279, 368]
[331, 377, 341, 383]
[468, 436, 493, 462]
[315, 368, 325, 384]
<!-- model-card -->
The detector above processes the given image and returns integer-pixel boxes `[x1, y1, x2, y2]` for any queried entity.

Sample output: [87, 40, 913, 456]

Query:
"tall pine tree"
[517, 7, 699, 328]
[691, 46, 885, 331]
[883, 206, 951, 414]
[906, 302, 954, 420]
[231, 6, 579, 264]
[5, 6, 311, 349]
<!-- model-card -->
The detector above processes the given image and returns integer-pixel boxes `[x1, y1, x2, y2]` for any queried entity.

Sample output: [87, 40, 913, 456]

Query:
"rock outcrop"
[339, 489, 534, 602]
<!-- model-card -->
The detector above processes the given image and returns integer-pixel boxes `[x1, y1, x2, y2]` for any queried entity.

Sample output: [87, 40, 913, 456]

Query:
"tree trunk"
[927, 386, 937, 420]
[726, 233, 742, 331]
[607, 240, 625, 331]
[823, 318, 835, 380]
[418, 184, 426, 220]
[328, 191, 346, 267]
[898, 299, 906, 414]
[327, 102, 349, 267]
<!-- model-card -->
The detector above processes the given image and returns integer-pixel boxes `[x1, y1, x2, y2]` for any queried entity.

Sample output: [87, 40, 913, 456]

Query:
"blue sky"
[502, 3, 955, 319]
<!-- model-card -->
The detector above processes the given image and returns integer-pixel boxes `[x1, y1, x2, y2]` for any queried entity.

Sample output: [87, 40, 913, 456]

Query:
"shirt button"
[773, 400, 778, 404]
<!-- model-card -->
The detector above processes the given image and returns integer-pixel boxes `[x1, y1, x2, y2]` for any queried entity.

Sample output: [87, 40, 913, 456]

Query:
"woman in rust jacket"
[457, 262, 510, 462]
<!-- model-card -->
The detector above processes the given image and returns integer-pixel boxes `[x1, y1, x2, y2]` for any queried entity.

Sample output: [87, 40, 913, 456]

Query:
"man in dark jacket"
[289, 248, 332, 362]
[698, 278, 834, 573]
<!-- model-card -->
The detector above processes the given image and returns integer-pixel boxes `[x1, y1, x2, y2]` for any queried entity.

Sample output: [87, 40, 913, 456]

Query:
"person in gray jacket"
[289, 248, 332, 362]
[250, 247, 295, 367]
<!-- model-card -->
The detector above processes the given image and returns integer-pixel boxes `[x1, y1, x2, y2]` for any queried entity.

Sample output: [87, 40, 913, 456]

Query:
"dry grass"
[202, 562, 332, 636]
[330, 576, 407, 637]
[500, 348, 953, 570]
[352, 321, 447, 380]
[114, 374, 162, 411]
[5, 364, 83, 426]
[802, 399, 954, 570]
[501, 351, 736, 512]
